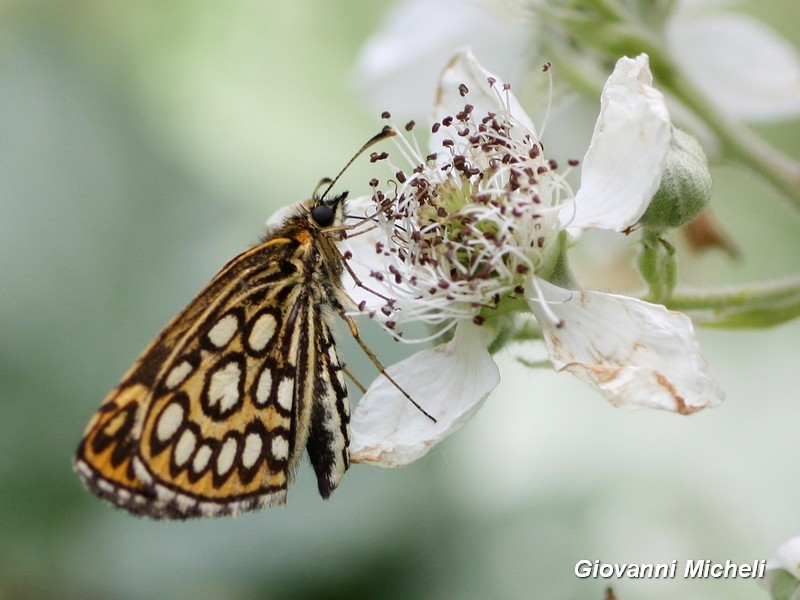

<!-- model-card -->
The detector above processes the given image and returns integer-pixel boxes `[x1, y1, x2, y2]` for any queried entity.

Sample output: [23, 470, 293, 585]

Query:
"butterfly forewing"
[75, 202, 351, 519]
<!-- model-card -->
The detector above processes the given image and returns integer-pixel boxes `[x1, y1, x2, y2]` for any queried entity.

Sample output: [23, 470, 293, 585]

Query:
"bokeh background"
[2, 1, 799, 599]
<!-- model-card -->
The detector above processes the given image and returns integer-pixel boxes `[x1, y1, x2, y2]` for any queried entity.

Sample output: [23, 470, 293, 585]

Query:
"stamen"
[527, 276, 565, 328]
[346, 88, 573, 343]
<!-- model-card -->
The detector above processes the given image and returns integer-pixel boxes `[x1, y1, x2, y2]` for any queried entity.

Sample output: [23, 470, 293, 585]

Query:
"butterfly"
[73, 128, 415, 519]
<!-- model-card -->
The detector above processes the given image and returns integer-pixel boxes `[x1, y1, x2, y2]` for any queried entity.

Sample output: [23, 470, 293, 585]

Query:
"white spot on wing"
[75, 460, 92, 479]
[217, 437, 238, 475]
[165, 360, 193, 389]
[173, 493, 197, 514]
[156, 402, 184, 441]
[208, 361, 242, 413]
[248, 313, 277, 352]
[208, 313, 239, 348]
[342, 394, 350, 416]
[255, 367, 273, 406]
[327, 345, 338, 366]
[241, 433, 263, 469]
[271, 435, 289, 461]
[192, 444, 213, 473]
[336, 369, 346, 390]
[328, 346, 345, 390]
[276, 377, 293, 412]
[174, 429, 196, 466]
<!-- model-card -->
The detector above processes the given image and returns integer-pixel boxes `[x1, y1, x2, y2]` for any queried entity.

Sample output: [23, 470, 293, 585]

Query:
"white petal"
[433, 48, 537, 142]
[338, 196, 395, 313]
[668, 13, 800, 121]
[565, 54, 672, 232]
[767, 537, 800, 579]
[353, 0, 534, 119]
[528, 278, 724, 413]
[350, 321, 500, 467]
[766, 536, 800, 578]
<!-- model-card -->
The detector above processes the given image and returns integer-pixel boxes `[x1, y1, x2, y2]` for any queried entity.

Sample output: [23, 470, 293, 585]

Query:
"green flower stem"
[487, 315, 544, 355]
[665, 275, 800, 328]
[637, 229, 677, 303]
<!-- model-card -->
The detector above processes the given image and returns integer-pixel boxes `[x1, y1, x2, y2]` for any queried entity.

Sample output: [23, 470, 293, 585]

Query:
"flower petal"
[350, 321, 500, 467]
[338, 195, 395, 313]
[766, 536, 800, 579]
[353, 0, 534, 119]
[433, 48, 538, 141]
[565, 54, 672, 232]
[527, 278, 724, 413]
[668, 13, 800, 121]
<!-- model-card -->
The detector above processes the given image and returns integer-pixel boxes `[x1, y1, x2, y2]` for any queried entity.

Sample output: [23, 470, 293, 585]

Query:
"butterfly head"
[310, 191, 348, 229]
[265, 127, 394, 237]
[263, 191, 348, 238]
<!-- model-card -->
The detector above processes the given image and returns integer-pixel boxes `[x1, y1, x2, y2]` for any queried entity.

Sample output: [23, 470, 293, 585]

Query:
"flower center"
[363, 83, 575, 330]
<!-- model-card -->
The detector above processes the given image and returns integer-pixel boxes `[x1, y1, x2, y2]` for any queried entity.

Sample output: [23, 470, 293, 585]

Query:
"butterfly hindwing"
[303, 307, 351, 498]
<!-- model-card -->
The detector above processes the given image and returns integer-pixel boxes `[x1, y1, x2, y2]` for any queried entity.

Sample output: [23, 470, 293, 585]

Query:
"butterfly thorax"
[266, 197, 350, 314]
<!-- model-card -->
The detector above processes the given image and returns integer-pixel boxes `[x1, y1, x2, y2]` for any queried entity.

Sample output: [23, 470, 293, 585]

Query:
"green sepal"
[668, 276, 800, 329]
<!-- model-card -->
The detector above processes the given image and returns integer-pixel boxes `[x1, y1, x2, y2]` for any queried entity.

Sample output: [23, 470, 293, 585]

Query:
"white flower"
[761, 536, 800, 598]
[345, 50, 723, 467]
[767, 536, 800, 579]
[354, 0, 800, 123]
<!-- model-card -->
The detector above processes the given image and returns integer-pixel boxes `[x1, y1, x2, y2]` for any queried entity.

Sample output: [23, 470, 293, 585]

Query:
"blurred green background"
[1, 2, 799, 599]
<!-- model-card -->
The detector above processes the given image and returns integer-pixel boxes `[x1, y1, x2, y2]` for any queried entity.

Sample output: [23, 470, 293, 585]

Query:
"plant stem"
[666, 275, 800, 328]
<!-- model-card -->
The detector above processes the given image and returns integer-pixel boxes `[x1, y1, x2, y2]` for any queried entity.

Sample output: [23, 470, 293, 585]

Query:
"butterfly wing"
[75, 232, 350, 519]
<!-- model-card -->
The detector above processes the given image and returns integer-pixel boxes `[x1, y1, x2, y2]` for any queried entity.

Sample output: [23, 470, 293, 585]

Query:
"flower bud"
[640, 129, 712, 229]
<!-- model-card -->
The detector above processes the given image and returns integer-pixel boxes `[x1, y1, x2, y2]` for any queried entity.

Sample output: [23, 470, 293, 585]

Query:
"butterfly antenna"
[316, 126, 396, 199]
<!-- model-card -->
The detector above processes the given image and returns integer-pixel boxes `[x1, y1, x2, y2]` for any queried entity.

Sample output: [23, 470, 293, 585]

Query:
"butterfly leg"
[340, 313, 437, 423]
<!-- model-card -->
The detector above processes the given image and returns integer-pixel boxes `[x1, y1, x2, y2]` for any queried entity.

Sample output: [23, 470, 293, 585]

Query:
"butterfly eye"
[311, 203, 335, 227]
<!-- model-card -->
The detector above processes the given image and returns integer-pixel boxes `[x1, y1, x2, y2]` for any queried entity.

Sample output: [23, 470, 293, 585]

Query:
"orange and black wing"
[74, 233, 350, 519]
